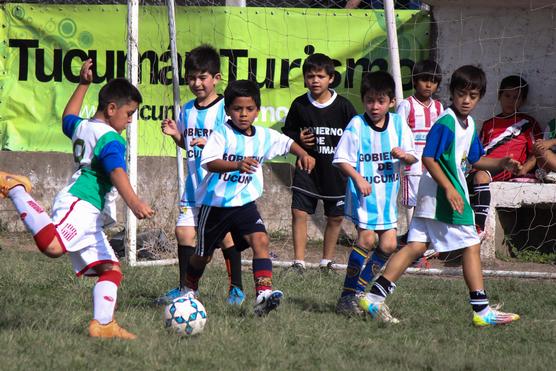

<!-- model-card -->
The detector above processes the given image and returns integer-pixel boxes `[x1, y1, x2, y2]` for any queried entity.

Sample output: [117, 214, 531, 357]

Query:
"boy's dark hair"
[302, 53, 335, 77]
[185, 44, 220, 77]
[449, 65, 487, 98]
[412, 59, 442, 85]
[360, 71, 396, 100]
[224, 80, 261, 109]
[98, 78, 142, 111]
[498, 75, 529, 100]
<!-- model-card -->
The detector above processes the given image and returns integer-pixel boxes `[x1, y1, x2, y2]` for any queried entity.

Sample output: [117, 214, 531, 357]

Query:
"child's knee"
[474, 171, 491, 184]
[292, 208, 308, 221]
[326, 215, 343, 226]
[35, 226, 65, 258]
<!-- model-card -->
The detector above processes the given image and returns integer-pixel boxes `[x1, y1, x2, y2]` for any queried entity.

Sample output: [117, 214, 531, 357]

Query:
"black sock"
[222, 246, 243, 290]
[472, 183, 490, 231]
[470, 290, 489, 312]
[178, 245, 195, 289]
[370, 275, 395, 298]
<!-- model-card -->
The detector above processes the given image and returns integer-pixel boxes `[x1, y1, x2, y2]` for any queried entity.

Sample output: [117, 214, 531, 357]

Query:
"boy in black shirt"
[282, 53, 357, 272]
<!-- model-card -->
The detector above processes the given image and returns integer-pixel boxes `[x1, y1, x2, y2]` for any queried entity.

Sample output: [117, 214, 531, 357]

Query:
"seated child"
[333, 71, 417, 315]
[469, 75, 541, 235]
[533, 118, 556, 182]
[179, 80, 315, 316]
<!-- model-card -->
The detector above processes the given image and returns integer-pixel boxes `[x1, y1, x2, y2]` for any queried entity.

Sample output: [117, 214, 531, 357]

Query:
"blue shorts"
[196, 201, 267, 256]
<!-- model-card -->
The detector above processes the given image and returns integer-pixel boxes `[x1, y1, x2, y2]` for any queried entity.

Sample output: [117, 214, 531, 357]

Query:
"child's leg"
[340, 228, 374, 297]
[184, 254, 211, 291]
[357, 229, 397, 292]
[470, 171, 491, 233]
[220, 233, 244, 305]
[292, 208, 308, 265]
[175, 225, 196, 289]
[2, 174, 64, 257]
[322, 215, 343, 264]
[381, 241, 428, 283]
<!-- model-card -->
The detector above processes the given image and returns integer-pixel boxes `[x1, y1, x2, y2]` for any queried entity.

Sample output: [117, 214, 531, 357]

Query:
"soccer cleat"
[288, 262, 306, 275]
[88, 320, 137, 340]
[319, 261, 338, 273]
[0, 171, 32, 198]
[359, 293, 400, 323]
[472, 305, 520, 327]
[253, 289, 283, 316]
[227, 286, 246, 305]
[335, 293, 365, 317]
[154, 286, 198, 305]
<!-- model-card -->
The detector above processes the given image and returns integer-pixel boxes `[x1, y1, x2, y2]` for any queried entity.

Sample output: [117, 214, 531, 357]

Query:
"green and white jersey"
[58, 115, 127, 212]
[414, 108, 485, 225]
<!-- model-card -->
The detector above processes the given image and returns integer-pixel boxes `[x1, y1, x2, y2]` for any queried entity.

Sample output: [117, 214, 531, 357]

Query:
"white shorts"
[176, 205, 200, 227]
[51, 193, 118, 276]
[401, 174, 420, 207]
[407, 217, 480, 252]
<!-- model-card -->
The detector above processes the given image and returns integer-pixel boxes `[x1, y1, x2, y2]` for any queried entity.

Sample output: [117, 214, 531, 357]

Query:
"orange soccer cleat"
[88, 319, 137, 340]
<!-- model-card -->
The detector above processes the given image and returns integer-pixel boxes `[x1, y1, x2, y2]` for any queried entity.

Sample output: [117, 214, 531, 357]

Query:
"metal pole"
[384, 0, 404, 107]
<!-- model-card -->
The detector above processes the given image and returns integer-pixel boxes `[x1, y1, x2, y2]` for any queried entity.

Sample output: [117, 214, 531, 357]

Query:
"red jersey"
[480, 113, 542, 181]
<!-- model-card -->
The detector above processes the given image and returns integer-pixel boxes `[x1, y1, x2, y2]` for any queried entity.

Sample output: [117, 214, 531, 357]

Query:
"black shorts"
[291, 190, 345, 217]
[196, 201, 267, 256]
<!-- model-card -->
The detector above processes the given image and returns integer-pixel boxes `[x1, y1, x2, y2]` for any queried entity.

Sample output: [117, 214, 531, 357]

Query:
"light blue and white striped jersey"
[197, 121, 293, 207]
[178, 96, 227, 207]
[333, 112, 415, 230]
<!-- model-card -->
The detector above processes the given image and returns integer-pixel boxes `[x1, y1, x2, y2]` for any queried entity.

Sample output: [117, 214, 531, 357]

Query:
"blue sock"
[341, 246, 369, 297]
[356, 250, 390, 292]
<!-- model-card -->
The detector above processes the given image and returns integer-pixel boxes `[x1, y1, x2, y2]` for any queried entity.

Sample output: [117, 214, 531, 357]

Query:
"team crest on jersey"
[460, 151, 471, 173]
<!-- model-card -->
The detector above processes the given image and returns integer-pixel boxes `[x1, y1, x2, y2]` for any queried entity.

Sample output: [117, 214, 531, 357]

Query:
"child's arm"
[422, 156, 464, 214]
[336, 163, 371, 196]
[110, 168, 154, 219]
[391, 147, 417, 165]
[63, 59, 93, 118]
[518, 155, 537, 176]
[205, 157, 260, 174]
[161, 118, 185, 149]
[534, 138, 556, 152]
[289, 141, 315, 173]
[472, 156, 522, 174]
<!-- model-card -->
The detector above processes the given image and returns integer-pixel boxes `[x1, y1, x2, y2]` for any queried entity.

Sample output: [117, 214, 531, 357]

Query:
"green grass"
[1, 248, 555, 370]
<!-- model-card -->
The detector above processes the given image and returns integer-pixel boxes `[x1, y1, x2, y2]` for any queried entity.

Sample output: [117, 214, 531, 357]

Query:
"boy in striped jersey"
[181, 80, 315, 316]
[156, 45, 245, 306]
[361, 66, 521, 326]
[333, 71, 417, 316]
[1, 59, 154, 339]
[396, 60, 443, 247]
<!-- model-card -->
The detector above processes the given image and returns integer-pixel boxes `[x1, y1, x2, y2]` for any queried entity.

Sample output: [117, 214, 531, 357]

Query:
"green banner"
[0, 4, 430, 155]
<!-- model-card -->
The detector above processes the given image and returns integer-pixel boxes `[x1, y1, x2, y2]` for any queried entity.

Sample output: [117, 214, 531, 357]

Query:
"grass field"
[1, 248, 555, 371]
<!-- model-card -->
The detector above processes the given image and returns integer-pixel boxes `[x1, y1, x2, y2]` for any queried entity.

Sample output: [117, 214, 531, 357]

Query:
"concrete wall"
[0, 151, 358, 240]
[428, 1, 556, 128]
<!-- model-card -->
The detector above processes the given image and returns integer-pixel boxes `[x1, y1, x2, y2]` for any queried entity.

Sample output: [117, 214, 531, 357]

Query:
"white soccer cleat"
[359, 293, 399, 323]
[253, 289, 283, 316]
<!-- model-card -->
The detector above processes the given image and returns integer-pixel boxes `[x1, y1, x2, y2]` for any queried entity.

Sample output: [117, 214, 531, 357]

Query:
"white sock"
[319, 259, 332, 267]
[93, 280, 118, 325]
[8, 186, 52, 235]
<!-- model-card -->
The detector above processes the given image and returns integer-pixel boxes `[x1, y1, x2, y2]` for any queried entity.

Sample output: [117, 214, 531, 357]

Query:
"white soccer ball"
[164, 297, 207, 335]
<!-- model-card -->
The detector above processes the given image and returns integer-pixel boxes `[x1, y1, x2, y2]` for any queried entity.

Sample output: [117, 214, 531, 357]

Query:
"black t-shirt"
[282, 91, 357, 198]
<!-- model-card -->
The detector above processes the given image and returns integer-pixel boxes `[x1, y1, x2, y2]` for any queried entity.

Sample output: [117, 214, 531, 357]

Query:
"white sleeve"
[396, 99, 411, 121]
[399, 115, 416, 156]
[264, 128, 293, 160]
[333, 120, 359, 167]
[200, 130, 226, 170]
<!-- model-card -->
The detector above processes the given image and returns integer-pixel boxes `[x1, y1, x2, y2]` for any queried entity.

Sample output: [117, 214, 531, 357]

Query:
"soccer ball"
[164, 297, 207, 335]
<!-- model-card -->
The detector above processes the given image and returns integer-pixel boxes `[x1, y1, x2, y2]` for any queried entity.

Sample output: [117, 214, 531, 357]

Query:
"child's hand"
[445, 187, 464, 214]
[391, 147, 406, 160]
[296, 154, 315, 173]
[534, 139, 548, 154]
[80, 59, 93, 85]
[161, 119, 179, 137]
[237, 157, 259, 174]
[300, 128, 316, 149]
[190, 137, 207, 148]
[501, 156, 522, 174]
[355, 176, 372, 197]
[130, 199, 155, 219]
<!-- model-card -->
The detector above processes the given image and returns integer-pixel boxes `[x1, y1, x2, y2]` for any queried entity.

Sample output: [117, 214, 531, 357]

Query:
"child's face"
[498, 88, 524, 115]
[363, 91, 395, 123]
[304, 68, 334, 97]
[414, 78, 439, 100]
[187, 71, 221, 101]
[107, 101, 139, 134]
[225, 96, 260, 133]
[451, 88, 481, 117]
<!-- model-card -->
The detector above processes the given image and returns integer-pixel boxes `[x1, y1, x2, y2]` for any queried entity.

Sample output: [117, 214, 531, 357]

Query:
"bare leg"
[322, 215, 343, 261]
[382, 242, 428, 283]
[292, 208, 308, 262]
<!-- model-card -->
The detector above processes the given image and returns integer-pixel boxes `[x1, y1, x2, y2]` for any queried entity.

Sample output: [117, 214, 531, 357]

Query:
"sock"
[177, 245, 194, 289]
[472, 183, 490, 231]
[356, 249, 391, 292]
[222, 246, 243, 290]
[8, 186, 57, 252]
[93, 270, 122, 325]
[184, 259, 206, 291]
[319, 259, 332, 267]
[252, 258, 272, 296]
[470, 290, 489, 313]
[341, 245, 369, 297]
[370, 275, 396, 299]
